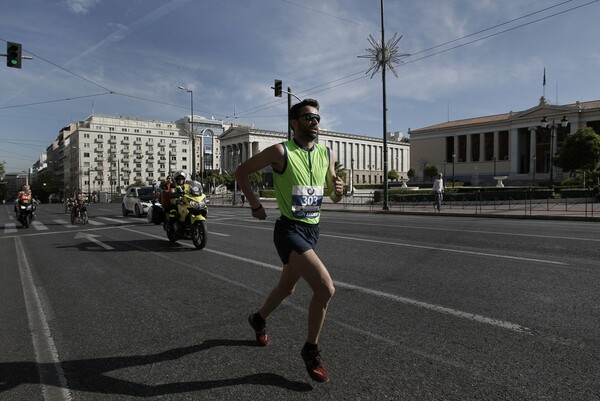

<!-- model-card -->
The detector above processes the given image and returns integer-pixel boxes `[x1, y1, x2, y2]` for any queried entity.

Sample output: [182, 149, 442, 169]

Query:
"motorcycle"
[17, 199, 35, 228]
[163, 180, 208, 249]
[71, 202, 89, 225]
[65, 198, 74, 214]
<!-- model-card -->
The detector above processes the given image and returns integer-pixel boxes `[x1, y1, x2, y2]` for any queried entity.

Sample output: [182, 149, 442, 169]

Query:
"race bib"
[291, 185, 323, 219]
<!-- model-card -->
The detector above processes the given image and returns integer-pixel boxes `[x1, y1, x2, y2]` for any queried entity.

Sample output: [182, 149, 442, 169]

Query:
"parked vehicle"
[163, 180, 208, 249]
[122, 186, 160, 217]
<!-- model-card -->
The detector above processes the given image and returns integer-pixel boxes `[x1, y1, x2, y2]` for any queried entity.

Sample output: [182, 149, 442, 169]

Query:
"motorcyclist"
[14, 184, 33, 217]
[169, 171, 189, 217]
[74, 189, 87, 216]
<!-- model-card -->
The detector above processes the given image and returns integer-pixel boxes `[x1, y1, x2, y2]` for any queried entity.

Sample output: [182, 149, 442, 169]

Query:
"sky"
[1, 0, 599, 173]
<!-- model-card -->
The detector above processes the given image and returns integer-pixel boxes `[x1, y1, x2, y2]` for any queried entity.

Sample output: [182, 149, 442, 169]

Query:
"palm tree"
[334, 161, 346, 181]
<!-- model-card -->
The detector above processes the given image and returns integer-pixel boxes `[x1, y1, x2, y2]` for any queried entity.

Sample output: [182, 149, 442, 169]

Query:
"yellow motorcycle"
[164, 180, 208, 249]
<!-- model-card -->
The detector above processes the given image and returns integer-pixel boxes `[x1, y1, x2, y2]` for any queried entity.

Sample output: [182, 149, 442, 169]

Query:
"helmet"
[174, 171, 187, 181]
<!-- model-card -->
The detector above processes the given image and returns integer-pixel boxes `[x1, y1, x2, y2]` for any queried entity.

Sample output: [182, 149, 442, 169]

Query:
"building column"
[509, 129, 519, 174]
[529, 127, 537, 174]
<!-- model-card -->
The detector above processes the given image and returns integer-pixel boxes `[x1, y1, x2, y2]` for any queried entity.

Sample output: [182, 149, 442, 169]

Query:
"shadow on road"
[0, 339, 313, 396]
[55, 238, 200, 253]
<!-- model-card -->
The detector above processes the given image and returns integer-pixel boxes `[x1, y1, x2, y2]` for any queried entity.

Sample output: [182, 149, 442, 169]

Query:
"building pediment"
[511, 97, 581, 121]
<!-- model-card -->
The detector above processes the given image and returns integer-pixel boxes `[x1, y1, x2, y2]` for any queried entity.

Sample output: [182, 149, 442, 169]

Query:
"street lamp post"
[350, 157, 354, 195]
[178, 86, 195, 181]
[451, 151, 456, 188]
[540, 116, 569, 185]
[532, 155, 536, 186]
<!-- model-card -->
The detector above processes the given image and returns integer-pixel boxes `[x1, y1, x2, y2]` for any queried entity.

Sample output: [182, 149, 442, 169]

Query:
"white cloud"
[64, 0, 101, 15]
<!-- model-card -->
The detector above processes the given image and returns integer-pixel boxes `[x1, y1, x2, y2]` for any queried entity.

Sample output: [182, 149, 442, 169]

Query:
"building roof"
[411, 98, 600, 134]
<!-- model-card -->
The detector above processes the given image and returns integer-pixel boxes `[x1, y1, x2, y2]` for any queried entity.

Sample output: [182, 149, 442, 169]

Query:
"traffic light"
[6, 42, 22, 69]
[274, 79, 282, 97]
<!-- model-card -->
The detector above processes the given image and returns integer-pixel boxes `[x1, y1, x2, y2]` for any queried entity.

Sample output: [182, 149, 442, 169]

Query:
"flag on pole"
[543, 68, 546, 86]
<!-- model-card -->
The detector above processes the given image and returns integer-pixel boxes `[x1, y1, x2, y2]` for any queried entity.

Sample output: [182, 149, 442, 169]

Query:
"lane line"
[120, 226, 532, 335]
[210, 221, 566, 266]
[15, 237, 72, 401]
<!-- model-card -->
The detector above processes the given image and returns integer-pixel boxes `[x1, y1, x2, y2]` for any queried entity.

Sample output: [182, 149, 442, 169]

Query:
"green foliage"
[31, 170, 62, 202]
[423, 164, 439, 181]
[554, 127, 600, 174]
[406, 168, 416, 178]
[334, 161, 346, 181]
[388, 169, 400, 181]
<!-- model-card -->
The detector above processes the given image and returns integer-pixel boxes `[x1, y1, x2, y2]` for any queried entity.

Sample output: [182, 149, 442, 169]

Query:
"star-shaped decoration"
[358, 33, 408, 78]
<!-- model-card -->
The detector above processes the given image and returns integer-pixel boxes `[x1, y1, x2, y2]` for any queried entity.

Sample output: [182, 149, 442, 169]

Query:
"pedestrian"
[433, 173, 444, 212]
[235, 98, 344, 383]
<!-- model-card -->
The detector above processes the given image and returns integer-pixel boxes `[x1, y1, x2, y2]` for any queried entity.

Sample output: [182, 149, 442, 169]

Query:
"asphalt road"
[1, 203, 599, 401]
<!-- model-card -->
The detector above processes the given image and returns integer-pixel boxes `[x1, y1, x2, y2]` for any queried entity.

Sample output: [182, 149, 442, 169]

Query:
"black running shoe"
[248, 313, 269, 346]
[301, 347, 329, 382]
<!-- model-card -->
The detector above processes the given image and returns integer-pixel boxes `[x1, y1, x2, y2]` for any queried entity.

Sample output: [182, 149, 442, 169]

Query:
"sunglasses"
[299, 113, 321, 123]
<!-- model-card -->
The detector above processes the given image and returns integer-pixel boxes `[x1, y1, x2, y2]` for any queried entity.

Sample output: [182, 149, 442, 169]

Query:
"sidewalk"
[220, 197, 600, 222]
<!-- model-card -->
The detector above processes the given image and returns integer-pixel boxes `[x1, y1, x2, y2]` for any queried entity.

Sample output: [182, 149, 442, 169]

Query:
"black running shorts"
[273, 216, 319, 264]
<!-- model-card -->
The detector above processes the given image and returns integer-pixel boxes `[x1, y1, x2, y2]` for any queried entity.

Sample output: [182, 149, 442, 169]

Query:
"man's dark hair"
[289, 98, 320, 120]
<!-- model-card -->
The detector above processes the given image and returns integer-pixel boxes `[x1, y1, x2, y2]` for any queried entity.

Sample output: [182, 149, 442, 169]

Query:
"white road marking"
[4, 223, 17, 233]
[121, 226, 532, 335]
[31, 221, 49, 230]
[15, 237, 72, 401]
[73, 232, 114, 250]
[54, 219, 75, 228]
[98, 217, 126, 224]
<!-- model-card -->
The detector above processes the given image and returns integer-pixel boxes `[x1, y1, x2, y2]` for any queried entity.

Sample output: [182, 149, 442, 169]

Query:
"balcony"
[133, 149, 142, 155]
[146, 149, 154, 155]
[134, 167, 142, 172]
[121, 139, 130, 145]
[94, 138, 103, 143]
[169, 142, 177, 148]
[108, 139, 117, 144]
[94, 148, 104, 153]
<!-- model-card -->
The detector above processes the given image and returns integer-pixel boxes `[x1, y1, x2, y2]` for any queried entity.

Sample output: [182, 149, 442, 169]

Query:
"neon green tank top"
[274, 140, 330, 224]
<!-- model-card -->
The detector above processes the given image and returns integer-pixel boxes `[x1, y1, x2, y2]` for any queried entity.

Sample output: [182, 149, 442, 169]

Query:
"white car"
[122, 186, 160, 217]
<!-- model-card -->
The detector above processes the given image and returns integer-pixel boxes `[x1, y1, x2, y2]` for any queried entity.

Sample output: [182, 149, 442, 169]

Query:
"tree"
[388, 169, 400, 181]
[334, 161, 346, 181]
[554, 127, 600, 176]
[406, 168, 416, 179]
[423, 164, 439, 182]
[31, 170, 61, 203]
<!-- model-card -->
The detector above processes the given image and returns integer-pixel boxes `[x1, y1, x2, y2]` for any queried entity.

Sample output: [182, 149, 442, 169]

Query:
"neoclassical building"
[219, 126, 410, 189]
[409, 97, 600, 185]
[44, 114, 224, 198]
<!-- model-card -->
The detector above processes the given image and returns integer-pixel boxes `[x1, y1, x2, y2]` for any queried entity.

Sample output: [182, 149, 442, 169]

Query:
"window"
[471, 134, 480, 162]
[484, 132, 494, 161]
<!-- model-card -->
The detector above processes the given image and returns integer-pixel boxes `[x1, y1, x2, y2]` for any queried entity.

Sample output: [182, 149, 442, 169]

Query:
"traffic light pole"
[272, 79, 301, 141]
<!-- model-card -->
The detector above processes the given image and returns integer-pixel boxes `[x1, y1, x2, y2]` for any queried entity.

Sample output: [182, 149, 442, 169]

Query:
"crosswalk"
[3, 216, 129, 234]
[2, 211, 238, 234]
